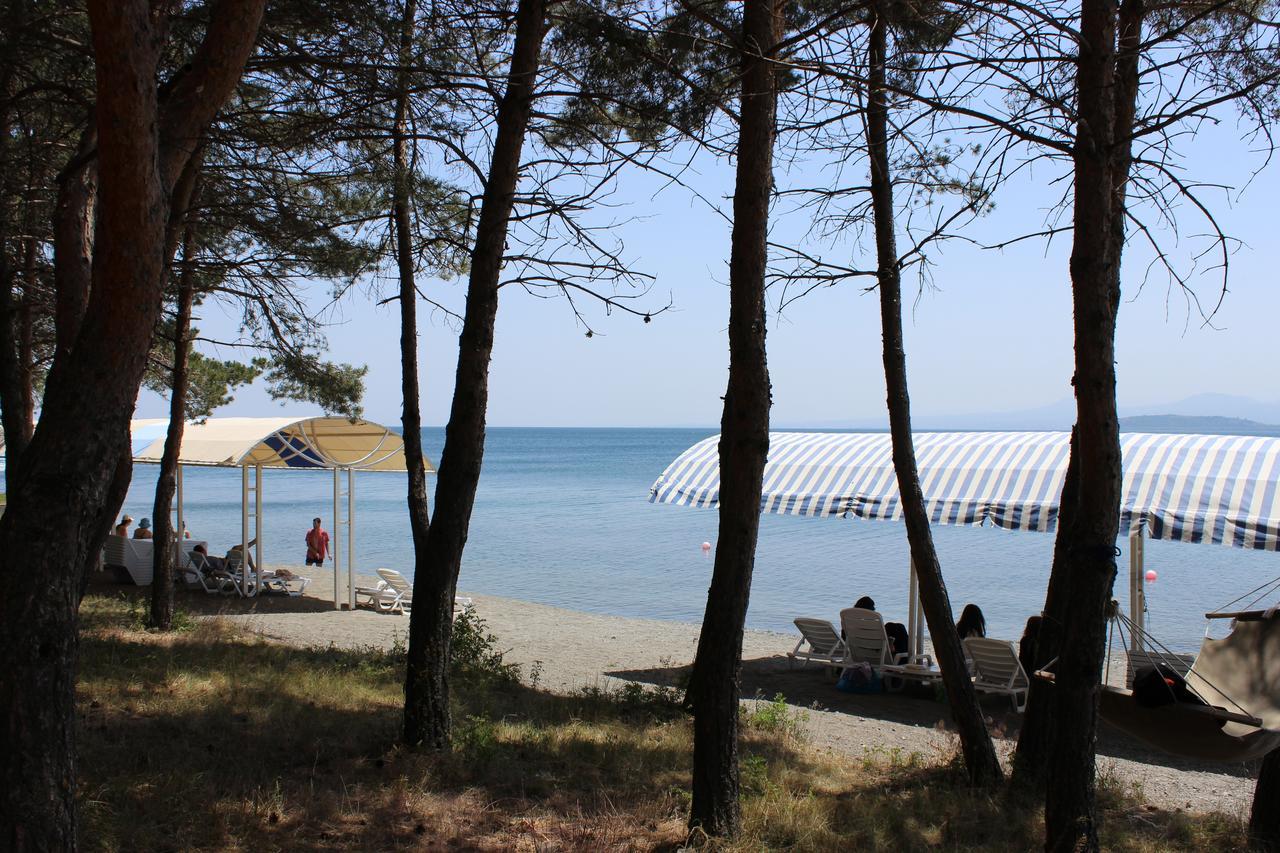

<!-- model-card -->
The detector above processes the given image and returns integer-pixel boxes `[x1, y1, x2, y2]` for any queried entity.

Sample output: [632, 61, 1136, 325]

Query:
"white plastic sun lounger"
[964, 637, 1031, 712]
[354, 568, 472, 616]
[788, 618, 848, 668]
[839, 607, 902, 669]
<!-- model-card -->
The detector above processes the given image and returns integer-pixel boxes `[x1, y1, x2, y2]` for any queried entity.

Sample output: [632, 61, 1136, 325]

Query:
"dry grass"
[76, 592, 1247, 851]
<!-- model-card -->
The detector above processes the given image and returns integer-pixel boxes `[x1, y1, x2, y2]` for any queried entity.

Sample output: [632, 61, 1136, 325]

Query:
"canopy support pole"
[907, 559, 924, 663]
[255, 464, 263, 576]
[175, 463, 184, 547]
[347, 467, 356, 610]
[332, 467, 341, 609]
[241, 465, 250, 596]
[1130, 521, 1146, 654]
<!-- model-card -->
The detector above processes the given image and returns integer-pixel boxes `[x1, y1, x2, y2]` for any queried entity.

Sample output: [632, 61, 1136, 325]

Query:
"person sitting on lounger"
[1018, 615, 1042, 675]
[956, 603, 986, 640]
[133, 518, 153, 540]
[192, 543, 225, 574]
[853, 595, 876, 611]
[226, 540, 258, 572]
[115, 515, 133, 537]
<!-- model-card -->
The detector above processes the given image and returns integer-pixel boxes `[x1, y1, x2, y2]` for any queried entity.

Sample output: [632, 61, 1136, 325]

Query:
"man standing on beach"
[305, 517, 330, 567]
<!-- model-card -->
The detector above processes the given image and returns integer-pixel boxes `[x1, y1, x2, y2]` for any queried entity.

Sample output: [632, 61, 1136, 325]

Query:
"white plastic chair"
[788, 618, 848, 668]
[964, 637, 1031, 712]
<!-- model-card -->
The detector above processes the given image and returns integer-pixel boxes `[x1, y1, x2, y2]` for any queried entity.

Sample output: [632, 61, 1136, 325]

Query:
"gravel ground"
[192, 568, 1259, 819]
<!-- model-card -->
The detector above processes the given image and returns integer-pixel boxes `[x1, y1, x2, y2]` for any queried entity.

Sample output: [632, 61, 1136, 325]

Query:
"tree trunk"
[863, 3, 1002, 789]
[1251, 747, 1280, 851]
[685, 0, 780, 837]
[0, 1, 264, 846]
[1012, 426, 1079, 792]
[391, 0, 433, 643]
[150, 183, 202, 630]
[1043, 1, 1143, 848]
[403, 0, 545, 750]
[53, 123, 99, 368]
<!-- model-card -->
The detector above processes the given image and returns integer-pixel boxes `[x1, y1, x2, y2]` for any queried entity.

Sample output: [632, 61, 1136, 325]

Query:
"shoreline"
[163, 568, 1260, 818]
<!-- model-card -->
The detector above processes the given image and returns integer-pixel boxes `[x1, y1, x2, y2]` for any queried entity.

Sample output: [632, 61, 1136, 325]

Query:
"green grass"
[76, 593, 1248, 851]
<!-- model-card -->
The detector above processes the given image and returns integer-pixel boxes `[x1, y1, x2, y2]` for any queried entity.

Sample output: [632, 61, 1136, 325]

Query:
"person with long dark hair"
[956, 603, 986, 640]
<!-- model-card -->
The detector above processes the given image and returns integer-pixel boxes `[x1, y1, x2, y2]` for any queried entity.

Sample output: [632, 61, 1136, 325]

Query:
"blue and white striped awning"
[649, 432, 1280, 551]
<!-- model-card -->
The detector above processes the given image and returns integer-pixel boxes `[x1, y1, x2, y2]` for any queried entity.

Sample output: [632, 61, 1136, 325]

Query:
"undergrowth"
[74, 593, 1248, 851]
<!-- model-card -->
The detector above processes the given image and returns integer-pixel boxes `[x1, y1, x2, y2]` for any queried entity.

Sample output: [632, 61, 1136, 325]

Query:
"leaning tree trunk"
[685, 0, 780, 837]
[391, 0, 432, 642]
[403, 0, 546, 750]
[1011, 426, 1079, 792]
[863, 3, 1002, 788]
[0, 1, 265, 847]
[150, 166, 203, 630]
[1043, 1, 1142, 848]
[1251, 747, 1280, 851]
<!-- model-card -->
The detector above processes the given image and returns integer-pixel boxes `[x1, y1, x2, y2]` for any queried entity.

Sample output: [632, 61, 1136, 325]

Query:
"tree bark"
[1043, 1, 1143, 848]
[863, 2, 1002, 789]
[1012, 426, 1079, 791]
[150, 165, 203, 631]
[403, 0, 545, 750]
[0, 1, 265, 846]
[391, 0, 432, 623]
[685, 0, 780, 837]
[53, 123, 98, 369]
[1251, 747, 1280, 851]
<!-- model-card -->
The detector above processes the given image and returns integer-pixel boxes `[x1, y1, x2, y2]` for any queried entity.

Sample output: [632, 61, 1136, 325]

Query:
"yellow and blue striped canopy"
[649, 432, 1280, 551]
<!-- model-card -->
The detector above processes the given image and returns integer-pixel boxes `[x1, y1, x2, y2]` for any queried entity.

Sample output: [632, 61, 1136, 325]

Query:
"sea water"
[118, 426, 1280, 653]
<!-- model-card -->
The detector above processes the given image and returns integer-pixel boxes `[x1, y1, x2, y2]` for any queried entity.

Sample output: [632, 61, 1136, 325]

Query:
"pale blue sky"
[135, 113, 1280, 429]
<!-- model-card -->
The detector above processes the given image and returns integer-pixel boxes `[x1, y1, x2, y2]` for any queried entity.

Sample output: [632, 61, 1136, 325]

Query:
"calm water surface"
[119, 427, 1280, 652]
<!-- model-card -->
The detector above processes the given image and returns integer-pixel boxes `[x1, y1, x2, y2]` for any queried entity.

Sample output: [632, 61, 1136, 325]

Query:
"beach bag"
[837, 662, 881, 694]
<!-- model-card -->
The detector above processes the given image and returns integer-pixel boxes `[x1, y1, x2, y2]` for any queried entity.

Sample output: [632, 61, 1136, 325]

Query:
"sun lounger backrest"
[376, 568, 412, 595]
[840, 607, 890, 666]
[794, 618, 843, 655]
[103, 535, 127, 568]
[964, 637, 1028, 690]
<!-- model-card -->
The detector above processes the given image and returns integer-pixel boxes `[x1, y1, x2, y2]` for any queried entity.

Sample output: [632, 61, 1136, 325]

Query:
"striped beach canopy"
[650, 432, 1280, 551]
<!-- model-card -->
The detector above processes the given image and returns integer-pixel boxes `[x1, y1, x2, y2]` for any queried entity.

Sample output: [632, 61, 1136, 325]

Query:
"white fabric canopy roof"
[132, 416, 424, 472]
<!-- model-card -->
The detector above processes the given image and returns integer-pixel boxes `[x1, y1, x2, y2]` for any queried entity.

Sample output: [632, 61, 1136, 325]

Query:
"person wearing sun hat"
[114, 515, 133, 537]
[133, 518, 154, 540]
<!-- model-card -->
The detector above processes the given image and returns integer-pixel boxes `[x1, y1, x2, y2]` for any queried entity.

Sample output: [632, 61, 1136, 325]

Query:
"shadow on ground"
[609, 654, 1261, 782]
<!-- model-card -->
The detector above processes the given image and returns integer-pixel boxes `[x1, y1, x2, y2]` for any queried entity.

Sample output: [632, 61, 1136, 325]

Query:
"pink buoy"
[701, 541, 712, 552]
[1145, 569, 1158, 583]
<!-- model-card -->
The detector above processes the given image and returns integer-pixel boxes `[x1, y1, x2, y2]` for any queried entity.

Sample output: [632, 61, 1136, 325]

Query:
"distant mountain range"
[784, 393, 1280, 434]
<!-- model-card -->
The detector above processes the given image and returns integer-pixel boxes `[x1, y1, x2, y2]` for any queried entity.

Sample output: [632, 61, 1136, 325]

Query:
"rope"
[1211, 575, 1280, 616]
[1114, 610, 1254, 719]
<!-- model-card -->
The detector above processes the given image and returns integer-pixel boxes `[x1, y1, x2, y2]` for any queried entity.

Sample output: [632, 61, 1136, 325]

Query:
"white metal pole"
[907, 558, 919, 662]
[332, 466, 341, 609]
[255, 464, 263, 592]
[175, 463, 184, 564]
[1130, 522, 1145, 653]
[241, 465, 249, 596]
[347, 467, 355, 610]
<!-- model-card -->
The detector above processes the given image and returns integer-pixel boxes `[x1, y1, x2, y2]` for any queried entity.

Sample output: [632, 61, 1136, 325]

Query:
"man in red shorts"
[305, 517, 330, 567]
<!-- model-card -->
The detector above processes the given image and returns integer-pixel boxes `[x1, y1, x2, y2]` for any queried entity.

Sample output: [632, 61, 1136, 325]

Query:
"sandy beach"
[174, 568, 1259, 820]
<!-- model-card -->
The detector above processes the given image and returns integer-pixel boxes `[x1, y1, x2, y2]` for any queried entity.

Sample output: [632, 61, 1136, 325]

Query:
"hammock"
[1094, 602, 1280, 762]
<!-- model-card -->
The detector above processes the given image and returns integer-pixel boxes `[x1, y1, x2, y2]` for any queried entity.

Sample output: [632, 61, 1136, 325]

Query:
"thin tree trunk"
[150, 178, 202, 630]
[1012, 425, 1079, 791]
[685, 0, 780, 837]
[0, 1, 264, 845]
[53, 123, 98, 368]
[403, 0, 545, 750]
[1251, 747, 1280, 851]
[391, 0, 432, 638]
[1044, 0, 1143, 847]
[863, 3, 1002, 788]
